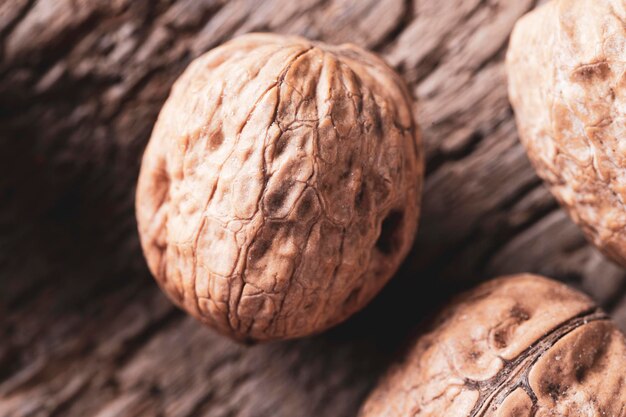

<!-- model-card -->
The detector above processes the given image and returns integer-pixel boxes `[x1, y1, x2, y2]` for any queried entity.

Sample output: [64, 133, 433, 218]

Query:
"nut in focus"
[135, 33, 423, 342]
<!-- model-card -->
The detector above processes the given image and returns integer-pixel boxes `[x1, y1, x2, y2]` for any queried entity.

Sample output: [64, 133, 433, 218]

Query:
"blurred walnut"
[507, 0, 626, 265]
[135, 33, 423, 342]
[360, 274, 626, 417]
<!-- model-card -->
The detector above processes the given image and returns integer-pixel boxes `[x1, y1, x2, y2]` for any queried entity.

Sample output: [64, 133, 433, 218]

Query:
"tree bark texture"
[1, 0, 625, 416]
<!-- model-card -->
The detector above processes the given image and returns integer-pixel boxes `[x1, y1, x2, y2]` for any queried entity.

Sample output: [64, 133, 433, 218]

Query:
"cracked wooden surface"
[1, 0, 625, 416]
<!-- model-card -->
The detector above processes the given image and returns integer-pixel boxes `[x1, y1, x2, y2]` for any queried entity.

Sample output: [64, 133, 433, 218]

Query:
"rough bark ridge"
[0, 1, 625, 416]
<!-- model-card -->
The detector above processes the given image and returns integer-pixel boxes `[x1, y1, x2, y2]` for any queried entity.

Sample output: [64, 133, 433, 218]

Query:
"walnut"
[507, 0, 626, 265]
[360, 274, 626, 417]
[135, 33, 423, 342]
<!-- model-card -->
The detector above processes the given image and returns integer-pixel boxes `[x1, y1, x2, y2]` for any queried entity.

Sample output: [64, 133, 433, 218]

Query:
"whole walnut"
[507, 0, 626, 265]
[360, 274, 626, 417]
[135, 33, 423, 342]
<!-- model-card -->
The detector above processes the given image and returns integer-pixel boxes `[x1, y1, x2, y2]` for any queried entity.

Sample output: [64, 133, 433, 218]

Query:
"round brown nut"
[507, 0, 626, 265]
[360, 274, 626, 417]
[135, 33, 423, 342]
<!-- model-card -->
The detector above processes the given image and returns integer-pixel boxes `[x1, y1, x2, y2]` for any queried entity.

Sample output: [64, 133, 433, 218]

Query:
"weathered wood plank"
[1, 0, 624, 416]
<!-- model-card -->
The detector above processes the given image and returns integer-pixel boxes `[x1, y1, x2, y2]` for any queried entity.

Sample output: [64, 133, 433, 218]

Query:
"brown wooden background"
[1, 0, 625, 416]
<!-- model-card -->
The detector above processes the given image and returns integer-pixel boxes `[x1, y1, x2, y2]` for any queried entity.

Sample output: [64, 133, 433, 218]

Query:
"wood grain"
[1, 0, 624, 416]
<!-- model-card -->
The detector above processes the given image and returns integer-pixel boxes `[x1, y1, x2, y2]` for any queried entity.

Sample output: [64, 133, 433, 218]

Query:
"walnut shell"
[360, 274, 626, 417]
[507, 0, 626, 265]
[135, 33, 423, 342]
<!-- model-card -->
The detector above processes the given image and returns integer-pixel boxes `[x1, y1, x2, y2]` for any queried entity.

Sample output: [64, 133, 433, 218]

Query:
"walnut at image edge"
[507, 0, 626, 265]
[360, 274, 626, 417]
[135, 33, 423, 342]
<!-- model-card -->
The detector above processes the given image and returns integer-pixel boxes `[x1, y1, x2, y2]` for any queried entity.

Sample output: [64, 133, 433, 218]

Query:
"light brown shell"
[507, 0, 626, 265]
[360, 274, 626, 417]
[135, 33, 423, 342]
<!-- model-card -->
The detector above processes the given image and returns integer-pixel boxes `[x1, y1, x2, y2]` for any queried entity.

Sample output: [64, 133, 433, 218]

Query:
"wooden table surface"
[1, 0, 625, 416]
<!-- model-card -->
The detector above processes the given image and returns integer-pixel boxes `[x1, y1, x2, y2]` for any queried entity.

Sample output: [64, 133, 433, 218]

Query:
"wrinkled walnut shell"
[507, 0, 626, 265]
[360, 274, 626, 417]
[136, 33, 423, 342]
